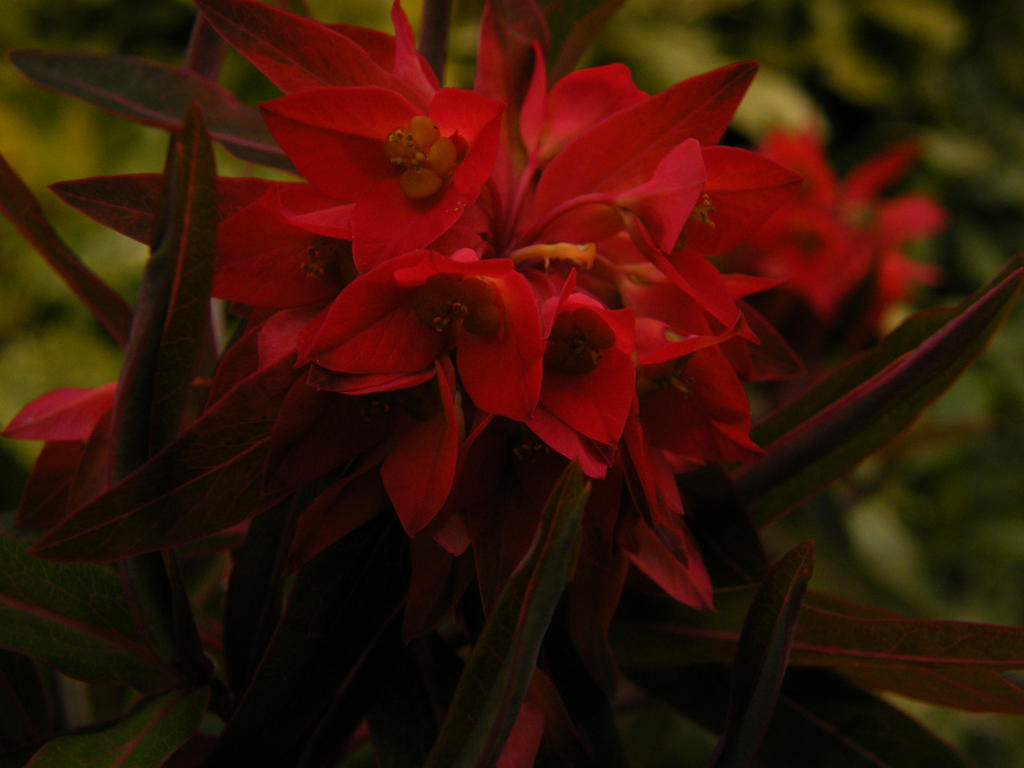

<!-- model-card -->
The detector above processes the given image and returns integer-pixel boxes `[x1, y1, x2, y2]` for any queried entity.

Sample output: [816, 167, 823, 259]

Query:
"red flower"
[298, 249, 543, 421]
[261, 87, 503, 270]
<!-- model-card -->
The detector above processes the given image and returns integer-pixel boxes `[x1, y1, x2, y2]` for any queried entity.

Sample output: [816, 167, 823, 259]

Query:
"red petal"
[845, 138, 920, 201]
[684, 146, 803, 255]
[197, 0, 427, 104]
[261, 86, 418, 199]
[620, 516, 713, 610]
[3, 383, 116, 441]
[382, 359, 459, 535]
[532, 62, 757, 211]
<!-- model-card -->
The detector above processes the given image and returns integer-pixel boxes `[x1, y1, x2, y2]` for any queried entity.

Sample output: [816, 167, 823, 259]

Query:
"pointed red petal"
[3, 383, 116, 441]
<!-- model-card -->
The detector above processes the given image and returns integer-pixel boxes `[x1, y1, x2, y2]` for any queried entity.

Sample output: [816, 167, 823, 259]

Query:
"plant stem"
[418, 0, 452, 86]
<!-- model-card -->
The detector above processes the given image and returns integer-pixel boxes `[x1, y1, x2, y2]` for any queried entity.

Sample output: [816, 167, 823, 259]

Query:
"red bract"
[261, 87, 503, 270]
[742, 128, 946, 336]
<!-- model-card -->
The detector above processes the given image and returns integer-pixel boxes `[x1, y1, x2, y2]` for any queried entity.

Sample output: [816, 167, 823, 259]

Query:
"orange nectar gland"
[544, 307, 615, 375]
[413, 273, 502, 335]
[385, 116, 459, 201]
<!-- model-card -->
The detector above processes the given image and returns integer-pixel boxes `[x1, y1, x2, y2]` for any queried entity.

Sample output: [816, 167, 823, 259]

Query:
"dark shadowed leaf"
[0, 650, 51, 751]
[628, 665, 971, 768]
[32, 355, 298, 562]
[425, 462, 588, 768]
[222, 499, 298, 698]
[205, 517, 407, 766]
[0, 534, 169, 690]
[707, 541, 812, 768]
[735, 267, 1024, 526]
[677, 464, 769, 587]
[613, 587, 1024, 714]
[0, 151, 132, 345]
[25, 687, 208, 767]
[52, 176, 267, 248]
[8, 50, 289, 171]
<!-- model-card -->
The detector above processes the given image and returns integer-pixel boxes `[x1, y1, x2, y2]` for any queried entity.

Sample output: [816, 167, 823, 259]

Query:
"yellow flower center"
[385, 115, 459, 201]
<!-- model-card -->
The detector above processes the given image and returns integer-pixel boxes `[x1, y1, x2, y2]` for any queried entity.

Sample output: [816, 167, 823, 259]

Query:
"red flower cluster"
[740, 128, 946, 341]
[4, 0, 803, 694]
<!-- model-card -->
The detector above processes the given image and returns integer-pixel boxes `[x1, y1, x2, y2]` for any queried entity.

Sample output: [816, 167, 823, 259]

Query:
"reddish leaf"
[15, 442, 80, 530]
[8, 50, 289, 171]
[614, 587, 1024, 714]
[547, 0, 626, 80]
[32, 355, 299, 562]
[0, 151, 132, 345]
[51, 175, 268, 244]
[736, 267, 1024, 525]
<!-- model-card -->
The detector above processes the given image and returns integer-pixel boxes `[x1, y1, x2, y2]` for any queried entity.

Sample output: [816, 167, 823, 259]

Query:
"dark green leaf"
[629, 665, 971, 768]
[33, 355, 297, 563]
[707, 541, 812, 768]
[8, 50, 291, 171]
[25, 687, 208, 767]
[0, 534, 169, 689]
[0, 650, 51, 750]
[222, 499, 298, 698]
[736, 267, 1024, 526]
[0, 151, 132, 346]
[425, 462, 588, 768]
[147, 105, 218, 452]
[205, 517, 407, 766]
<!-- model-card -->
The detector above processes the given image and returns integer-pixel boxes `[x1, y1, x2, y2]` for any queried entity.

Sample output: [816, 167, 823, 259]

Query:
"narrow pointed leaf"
[629, 665, 970, 768]
[32, 355, 298, 562]
[0, 151, 132, 345]
[736, 267, 1024, 526]
[546, 0, 626, 80]
[147, 106, 218, 451]
[425, 462, 588, 768]
[613, 588, 1024, 713]
[0, 534, 169, 689]
[707, 541, 812, 768]
[206, 517, 406, 765]
[25, 687, 208, 767]
[51, 175, 268, 246]
[8, 50, 289, 171]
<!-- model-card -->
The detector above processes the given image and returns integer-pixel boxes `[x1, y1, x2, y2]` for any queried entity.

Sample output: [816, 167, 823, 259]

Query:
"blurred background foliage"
[2, 0, 1024, 765]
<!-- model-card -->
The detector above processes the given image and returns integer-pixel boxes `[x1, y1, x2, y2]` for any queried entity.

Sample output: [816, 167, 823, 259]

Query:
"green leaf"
[707, 541, 813, 768]
[8, 50, 291, 172]
[206, 517, 407, 765]
[736, 267, 1024, 526]
[0, 151, 132, 346]
[628, 665, 970, 768]
[425, 462, 588, 768]
[0, 534, 169, 690]
[25, 687, 208, 768]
